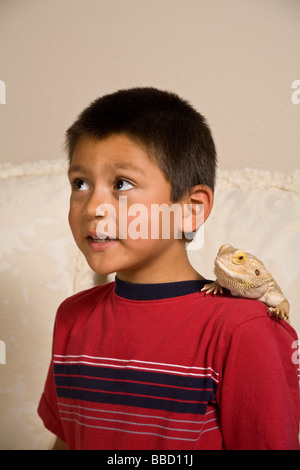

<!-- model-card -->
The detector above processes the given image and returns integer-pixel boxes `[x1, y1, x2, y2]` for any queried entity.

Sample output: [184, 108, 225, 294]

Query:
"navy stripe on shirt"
[54, 364, 217, 415]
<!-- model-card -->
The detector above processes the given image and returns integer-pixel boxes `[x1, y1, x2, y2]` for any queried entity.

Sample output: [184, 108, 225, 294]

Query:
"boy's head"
[66, 88, 216, 282]
[65, 87, 217, 202]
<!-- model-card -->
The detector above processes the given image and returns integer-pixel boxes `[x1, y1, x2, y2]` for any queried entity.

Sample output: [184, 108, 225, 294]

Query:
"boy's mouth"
[86, 233, 120, 252]
[88, 235, 118, 244]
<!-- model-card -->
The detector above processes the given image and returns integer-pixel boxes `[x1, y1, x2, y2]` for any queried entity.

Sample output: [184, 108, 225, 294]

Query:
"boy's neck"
[116, 249, 203, 284]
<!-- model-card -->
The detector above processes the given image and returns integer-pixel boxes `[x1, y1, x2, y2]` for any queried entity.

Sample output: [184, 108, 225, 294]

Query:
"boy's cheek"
[68, 207, 75, 230]
[68, 207, 81, 240]
[117, 206, 183, 241]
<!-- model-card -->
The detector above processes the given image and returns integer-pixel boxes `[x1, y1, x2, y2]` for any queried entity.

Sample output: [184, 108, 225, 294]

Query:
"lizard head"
[214, 244, 273, 297]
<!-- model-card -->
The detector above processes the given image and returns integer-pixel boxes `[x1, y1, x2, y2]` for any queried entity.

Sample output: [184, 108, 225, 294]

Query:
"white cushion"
[0, 161, 299, 449]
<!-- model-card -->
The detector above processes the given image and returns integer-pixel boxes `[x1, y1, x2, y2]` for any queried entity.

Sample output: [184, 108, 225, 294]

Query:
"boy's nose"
[83, 189, 109, 219]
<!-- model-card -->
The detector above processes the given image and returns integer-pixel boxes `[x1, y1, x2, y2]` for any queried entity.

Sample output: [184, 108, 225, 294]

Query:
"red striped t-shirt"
[38, 277, 300, 449]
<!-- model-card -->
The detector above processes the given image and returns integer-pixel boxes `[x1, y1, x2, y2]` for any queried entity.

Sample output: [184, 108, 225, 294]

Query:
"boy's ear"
[180, 185, 214, 234]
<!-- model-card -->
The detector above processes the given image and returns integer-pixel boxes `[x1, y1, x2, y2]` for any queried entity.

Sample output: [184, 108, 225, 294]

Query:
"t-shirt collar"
[114, 276, 211, 301]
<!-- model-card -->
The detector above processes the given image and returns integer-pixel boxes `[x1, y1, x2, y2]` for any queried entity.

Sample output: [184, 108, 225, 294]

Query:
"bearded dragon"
[201, 244, 290, 322]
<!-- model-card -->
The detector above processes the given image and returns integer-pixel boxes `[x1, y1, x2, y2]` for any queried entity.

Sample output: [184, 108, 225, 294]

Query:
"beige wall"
[0, 0, 299, 170]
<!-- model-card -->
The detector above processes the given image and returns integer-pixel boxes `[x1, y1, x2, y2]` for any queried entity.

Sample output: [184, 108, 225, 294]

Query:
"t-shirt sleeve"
[38, 360, 66, 444]
[218, 316, 300, 450]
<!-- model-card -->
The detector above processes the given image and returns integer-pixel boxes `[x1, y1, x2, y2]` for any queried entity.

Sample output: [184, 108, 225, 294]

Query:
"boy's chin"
[89, 265, 116, 278]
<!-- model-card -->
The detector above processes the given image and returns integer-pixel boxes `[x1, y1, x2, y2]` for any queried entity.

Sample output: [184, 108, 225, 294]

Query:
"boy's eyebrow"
[68, 164, 86, 175]
[68, 162, 145, 176]
[113, 161, 145, 174]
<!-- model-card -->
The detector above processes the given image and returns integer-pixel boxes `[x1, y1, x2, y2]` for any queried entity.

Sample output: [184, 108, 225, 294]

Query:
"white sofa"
[0, 160, 299, 450]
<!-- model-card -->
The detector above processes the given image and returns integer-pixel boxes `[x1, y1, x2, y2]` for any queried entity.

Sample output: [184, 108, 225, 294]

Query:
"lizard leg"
[268, 299, 290, 323]
[201, 280, 223, 296]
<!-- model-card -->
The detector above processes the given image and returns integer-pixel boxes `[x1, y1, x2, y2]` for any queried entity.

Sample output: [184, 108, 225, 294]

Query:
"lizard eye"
[232, 251, 247, 264]
[255, 269, 260, 276]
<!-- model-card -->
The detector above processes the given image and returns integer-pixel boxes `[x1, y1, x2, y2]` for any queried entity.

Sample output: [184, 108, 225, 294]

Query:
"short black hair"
[65, 87, 217, 202]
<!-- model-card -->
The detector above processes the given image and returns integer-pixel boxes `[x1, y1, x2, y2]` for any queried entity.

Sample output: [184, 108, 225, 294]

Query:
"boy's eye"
[114, 179, 134, 191]
[72, 178, 90, 191]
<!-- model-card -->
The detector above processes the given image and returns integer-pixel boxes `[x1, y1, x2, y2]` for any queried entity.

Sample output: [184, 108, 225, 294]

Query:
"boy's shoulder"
[204, 292, 297, 342]
[56, 281, 114, 319]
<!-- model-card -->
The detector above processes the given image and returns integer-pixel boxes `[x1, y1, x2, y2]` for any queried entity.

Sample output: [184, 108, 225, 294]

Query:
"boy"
[38, 87, 300, 450]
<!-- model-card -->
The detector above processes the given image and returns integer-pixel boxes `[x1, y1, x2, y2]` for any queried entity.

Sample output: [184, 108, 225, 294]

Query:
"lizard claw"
[201, 281, 223, 296]
[267, 302, 290, 323]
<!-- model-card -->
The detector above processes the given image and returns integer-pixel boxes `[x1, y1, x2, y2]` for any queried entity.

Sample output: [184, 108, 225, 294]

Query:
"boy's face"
[68, 134, 190, 283]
